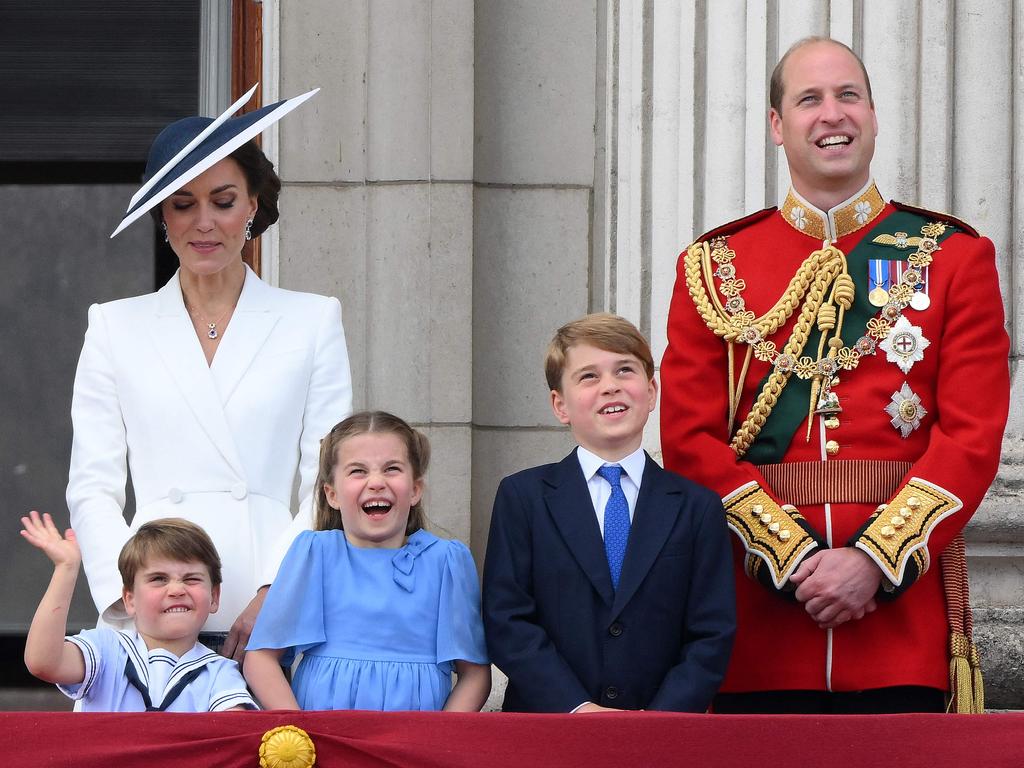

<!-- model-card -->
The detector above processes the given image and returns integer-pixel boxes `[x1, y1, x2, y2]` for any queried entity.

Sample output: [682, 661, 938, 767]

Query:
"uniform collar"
[780, 179, 885, 241]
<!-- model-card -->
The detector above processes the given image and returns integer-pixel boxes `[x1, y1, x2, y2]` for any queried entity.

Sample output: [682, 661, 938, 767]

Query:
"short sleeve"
[435, 540, 488, 671]
[207, 658, 259, 711]
[247, 530, 327, 666]
[58, 627, 109, 701]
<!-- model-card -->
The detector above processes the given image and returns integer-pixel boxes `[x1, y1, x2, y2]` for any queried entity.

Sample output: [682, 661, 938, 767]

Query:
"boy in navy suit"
[483, 313, 735, 712]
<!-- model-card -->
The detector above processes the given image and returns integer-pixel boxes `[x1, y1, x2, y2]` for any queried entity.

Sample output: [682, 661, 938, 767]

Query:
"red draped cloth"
[3, 710, 1024, 767]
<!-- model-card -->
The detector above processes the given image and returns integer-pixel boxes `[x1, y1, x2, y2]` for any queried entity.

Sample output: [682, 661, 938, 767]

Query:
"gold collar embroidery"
[780, 181, 885, 241]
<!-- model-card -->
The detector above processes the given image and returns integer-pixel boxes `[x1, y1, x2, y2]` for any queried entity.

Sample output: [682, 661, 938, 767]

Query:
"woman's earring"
[244, 218, 254, 241]
[161, 222, 169, 243]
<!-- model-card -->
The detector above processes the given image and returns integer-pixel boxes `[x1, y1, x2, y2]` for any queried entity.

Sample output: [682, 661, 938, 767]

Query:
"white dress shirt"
[575, 445, 647, 536]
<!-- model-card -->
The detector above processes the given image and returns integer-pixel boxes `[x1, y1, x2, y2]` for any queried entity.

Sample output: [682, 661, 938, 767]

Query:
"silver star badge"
[885, 382, 928, 438]
[879, 316, 930, 374]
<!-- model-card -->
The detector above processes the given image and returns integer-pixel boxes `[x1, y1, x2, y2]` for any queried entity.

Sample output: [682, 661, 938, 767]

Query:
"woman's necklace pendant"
[207, 323, 219, 340]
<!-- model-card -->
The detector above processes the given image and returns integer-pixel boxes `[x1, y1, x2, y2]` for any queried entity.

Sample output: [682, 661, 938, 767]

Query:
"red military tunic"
[661, 181, 1009, 693]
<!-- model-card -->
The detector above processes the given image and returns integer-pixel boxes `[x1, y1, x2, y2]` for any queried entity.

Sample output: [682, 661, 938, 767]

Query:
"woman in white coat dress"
[67, 87, 352, 659]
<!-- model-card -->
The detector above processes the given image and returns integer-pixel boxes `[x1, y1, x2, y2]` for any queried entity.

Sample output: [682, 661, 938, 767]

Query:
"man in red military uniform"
[661, 37, 1010, 713]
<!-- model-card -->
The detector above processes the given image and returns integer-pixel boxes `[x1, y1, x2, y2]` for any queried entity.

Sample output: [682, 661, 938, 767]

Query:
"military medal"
[909, 266, 931, 310]
[879, 316, 930, 373]
[885, 382, 927, 438]
[868, 259, 890, 306]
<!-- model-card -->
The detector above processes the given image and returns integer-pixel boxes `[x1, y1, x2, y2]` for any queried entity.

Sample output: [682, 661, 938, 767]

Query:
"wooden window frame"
[232, 0, 264, 275]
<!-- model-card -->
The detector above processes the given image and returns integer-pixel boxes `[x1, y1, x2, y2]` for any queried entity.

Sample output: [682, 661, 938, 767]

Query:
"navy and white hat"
[110, 84, 318, 238]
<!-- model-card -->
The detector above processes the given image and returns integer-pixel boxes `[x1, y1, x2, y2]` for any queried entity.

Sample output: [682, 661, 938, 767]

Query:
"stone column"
[470, 0, 599, 557]
[274, 0, 476, 542]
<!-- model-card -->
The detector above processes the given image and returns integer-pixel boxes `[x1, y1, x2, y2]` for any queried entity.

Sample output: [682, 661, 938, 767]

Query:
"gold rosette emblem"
[260, 725, 316, 768]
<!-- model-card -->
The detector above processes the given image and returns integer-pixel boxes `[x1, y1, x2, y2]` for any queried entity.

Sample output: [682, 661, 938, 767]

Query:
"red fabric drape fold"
[4, 710, 1024, 767]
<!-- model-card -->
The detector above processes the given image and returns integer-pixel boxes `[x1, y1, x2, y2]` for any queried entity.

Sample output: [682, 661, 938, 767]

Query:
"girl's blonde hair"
[314, 410, 431, 533]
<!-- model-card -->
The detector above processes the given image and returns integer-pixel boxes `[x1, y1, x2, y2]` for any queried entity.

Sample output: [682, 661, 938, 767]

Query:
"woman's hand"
[222, 585, 269, 661]
[21, 511, 81, 571]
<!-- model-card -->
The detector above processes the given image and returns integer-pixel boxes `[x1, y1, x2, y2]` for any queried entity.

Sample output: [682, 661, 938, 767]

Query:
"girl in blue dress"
[244, 411, 490, 711]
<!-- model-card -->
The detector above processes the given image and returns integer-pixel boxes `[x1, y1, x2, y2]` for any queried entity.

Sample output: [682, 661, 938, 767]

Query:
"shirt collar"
[576, 444, 647, 485]
[780, 179, 885, 241]
[118, 630, 213, 701]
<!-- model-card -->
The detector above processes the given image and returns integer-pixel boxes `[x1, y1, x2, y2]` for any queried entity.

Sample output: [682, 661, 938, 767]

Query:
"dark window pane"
[0, 0, 200, 162]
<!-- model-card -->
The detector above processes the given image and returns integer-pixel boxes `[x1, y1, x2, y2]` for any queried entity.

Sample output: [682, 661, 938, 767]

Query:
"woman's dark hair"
[149, 139, 281, 237]
[229, 140, 281, 237]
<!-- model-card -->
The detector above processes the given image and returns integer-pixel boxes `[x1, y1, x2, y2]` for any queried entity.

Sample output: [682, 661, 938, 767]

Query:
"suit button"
[167, 488, 183, 504]
[608, 622, 623, 637]
[230, 482, 248, 500]
[825, 439, 840, 456]
[605, 686, 619, 700]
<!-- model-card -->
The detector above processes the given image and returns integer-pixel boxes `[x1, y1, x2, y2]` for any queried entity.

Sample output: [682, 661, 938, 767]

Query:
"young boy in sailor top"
[22, 513, 255, 712]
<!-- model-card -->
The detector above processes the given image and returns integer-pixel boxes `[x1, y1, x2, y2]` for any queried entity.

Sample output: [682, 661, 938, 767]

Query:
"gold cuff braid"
[723, 482, 818, 588]
[854, 478, 963, 585]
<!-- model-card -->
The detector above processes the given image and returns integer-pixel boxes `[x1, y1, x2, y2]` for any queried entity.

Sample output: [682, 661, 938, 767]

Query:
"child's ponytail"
[405, 426, 431, 535]
[314, 426, 345, 531]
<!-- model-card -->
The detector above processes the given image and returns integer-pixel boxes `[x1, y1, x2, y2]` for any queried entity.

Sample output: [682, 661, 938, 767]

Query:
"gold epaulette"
[853, 478, 963, 586]
[723, 482, 819, 588]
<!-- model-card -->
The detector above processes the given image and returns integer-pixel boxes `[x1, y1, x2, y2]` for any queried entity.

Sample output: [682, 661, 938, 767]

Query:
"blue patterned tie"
[597, 465, 630, 590]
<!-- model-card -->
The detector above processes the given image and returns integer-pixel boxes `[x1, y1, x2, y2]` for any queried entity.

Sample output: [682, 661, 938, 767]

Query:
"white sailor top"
[59, 628, 257, 712]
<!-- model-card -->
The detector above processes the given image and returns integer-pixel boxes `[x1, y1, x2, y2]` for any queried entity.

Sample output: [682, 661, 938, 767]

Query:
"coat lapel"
[149, 271, 246, 477]
[544, 451, 615, 606]
[611, 455, 680, 617]
[209, 265, 281, 405]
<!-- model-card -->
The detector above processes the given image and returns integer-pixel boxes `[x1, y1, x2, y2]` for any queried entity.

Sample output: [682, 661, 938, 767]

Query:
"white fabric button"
[168, 488, 184, 504]
[230, 482, 248, 500]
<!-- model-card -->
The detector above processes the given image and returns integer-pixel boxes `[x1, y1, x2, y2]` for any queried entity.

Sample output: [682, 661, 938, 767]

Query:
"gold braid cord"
[686, 222, 944, 459]
[723, 482, 819, 588]
[684, 241, 846, 457]
[853, 478, 962, 587]
[940, 534, 985, 713]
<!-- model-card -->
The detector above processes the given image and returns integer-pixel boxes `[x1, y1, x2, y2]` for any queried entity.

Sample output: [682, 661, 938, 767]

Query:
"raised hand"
[20, 511, 81, 570]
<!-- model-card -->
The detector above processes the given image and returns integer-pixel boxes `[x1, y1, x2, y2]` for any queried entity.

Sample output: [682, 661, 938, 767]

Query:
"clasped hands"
[789, 547, 883, 629]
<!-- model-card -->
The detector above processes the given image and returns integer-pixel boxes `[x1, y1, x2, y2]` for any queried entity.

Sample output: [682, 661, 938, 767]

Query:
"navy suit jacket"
[483, 449, 736, 712]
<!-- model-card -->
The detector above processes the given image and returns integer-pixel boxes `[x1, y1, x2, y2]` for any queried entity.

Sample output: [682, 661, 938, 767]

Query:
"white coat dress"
[67, 265, 352, 631]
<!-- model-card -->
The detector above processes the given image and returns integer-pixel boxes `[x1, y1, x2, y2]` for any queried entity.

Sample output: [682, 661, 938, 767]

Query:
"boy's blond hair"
[545, 313, 656, 392]
[118, 518, 222, 589]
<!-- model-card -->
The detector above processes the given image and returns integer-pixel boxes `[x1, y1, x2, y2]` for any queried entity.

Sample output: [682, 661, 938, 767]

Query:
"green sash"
[743, 210, 957, 464]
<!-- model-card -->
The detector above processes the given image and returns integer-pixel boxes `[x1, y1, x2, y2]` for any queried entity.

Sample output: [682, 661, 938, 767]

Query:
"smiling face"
[323, 432, 424, 549]
[770, 40, 878, 209]
[551, 343, 658, 461]
[123, 557, 219, 656]
[159, 156, 257, 279]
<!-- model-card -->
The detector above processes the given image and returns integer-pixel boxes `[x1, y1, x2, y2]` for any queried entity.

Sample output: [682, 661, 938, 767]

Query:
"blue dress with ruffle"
[247, 528, 488, 711]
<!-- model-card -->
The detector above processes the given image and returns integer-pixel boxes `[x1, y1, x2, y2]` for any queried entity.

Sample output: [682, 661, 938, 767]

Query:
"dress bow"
[391, 530, 436, 592]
